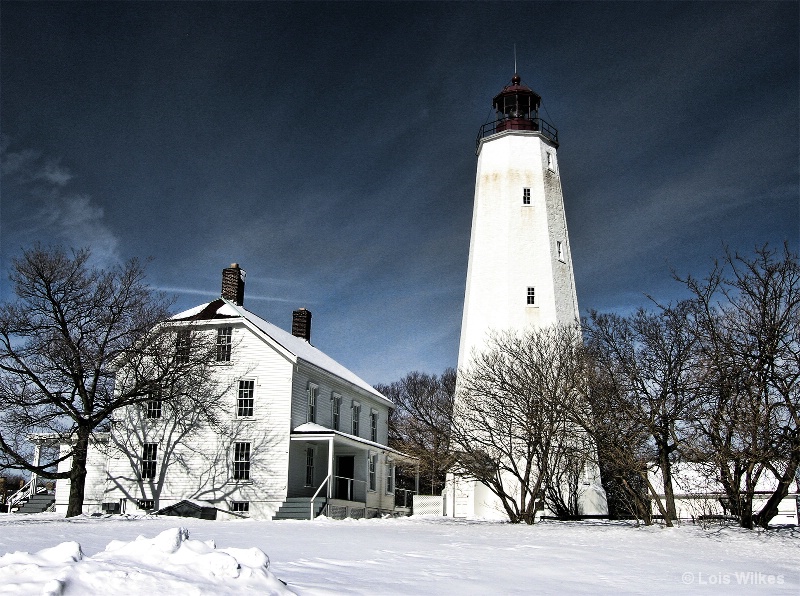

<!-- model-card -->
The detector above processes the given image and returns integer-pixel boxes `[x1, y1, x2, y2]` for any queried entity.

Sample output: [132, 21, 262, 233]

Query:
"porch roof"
[291, 422, 416, 461]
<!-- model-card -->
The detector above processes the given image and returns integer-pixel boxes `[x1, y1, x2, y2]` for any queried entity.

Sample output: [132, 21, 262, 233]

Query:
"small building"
[53, 264, 415, 520]
[648, 464, 800, 525]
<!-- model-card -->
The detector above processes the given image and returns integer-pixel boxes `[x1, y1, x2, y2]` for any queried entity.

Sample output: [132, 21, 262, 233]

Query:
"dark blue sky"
[2, 2, 798, 384]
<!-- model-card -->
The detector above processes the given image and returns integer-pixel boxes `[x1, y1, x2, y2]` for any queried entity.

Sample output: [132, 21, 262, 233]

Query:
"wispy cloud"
[154, 285, 304, 303]
[0, 137, 119, 266]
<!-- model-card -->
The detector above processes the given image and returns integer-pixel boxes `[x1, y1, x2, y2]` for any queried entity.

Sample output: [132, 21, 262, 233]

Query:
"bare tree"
[582, 357, 653, 524]
[0, 246, 216, 517]
[450, 325, 588, 524]
[376, 368, 455, 495]
[584, 303, 698, 526]
[103, 348, 232, 510]
[680, 244, 799, 529]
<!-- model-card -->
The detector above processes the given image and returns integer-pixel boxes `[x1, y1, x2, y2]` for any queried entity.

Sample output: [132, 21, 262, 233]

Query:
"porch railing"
[310, 474, 331, 520]
[333, 475, 367, 501]
[8, 478, 45, 512]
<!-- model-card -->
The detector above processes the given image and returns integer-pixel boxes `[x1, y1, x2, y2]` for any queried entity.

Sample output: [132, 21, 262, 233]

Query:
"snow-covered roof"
[172, 299, 391, 405]
[292, 422, 414, 459]
[173, 301, 241, 319]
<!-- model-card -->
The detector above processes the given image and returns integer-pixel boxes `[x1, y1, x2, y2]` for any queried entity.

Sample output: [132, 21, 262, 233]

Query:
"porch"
[283, 423, 417, 520]
[4, 435, 58, 514]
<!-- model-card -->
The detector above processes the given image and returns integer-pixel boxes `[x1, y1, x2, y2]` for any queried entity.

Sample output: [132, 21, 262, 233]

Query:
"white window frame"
[230, 501, 250, 513]
[351, 401, 361, 436]
[385, 458, 394, 494]
[145, 391, 162, 419]
[522, 187, 531, 205]
[216, 326, 233, 362]
[547, 152, 555, 172]
[141, 443, 158, 480]
[233, 441, 251, 481]
[307, 383, 318, 423]
[368, 452, 377, 492]
[527, 286, 536, 306]
[237, 379, 255, 418]
[331, 392, 342, 431]
[370, 410, 378, 442]
[305, 446, 315, 487]
[557, 241, 564, 262]
[175, 328, 191, 363]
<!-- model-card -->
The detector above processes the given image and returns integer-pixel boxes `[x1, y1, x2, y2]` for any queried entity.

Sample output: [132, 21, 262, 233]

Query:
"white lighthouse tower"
[446, 73, 604, 520]
[457, 73, 579, 373]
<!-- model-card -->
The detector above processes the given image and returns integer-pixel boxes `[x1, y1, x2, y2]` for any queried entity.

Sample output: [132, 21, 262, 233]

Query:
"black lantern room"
[476, 73, 558, 152]
[493, 73, 541, 132]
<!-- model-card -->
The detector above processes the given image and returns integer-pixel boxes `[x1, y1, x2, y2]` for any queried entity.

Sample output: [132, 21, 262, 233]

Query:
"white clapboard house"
[52, 264, 414, 520]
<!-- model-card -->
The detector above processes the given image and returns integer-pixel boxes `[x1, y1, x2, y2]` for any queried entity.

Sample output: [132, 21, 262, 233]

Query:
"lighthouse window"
[557, 241, 564, 261]
[522, 188, 531, 205]
[527, 287, 536, 305]
[547, 153, 555, 172]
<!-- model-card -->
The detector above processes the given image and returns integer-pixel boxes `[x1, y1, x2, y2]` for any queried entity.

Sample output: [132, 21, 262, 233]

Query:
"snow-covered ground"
[0, 514, 797, 595]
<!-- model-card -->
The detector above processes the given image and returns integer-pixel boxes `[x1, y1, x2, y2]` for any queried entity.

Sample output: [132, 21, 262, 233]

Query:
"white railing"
[8, 479, 42, 512]
[310, 474, 331, 520]
[333, 475, 367, 502]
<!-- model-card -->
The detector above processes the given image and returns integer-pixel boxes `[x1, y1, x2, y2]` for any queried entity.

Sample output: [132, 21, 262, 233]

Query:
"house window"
[145, 392, 162, 419]
[370, 411, 378, 442]
[216, 327, 232, 362]
[137, 499, 154, 511]
[305, 447, 315, 486]
[368, 453, 377, 491]
[307, 383, 318, 423]
[527, 287, 535, 305]
[557, 241, 564, 261]
[523, 188, 531, 205]
[237, 380, 254, 417]
[331, 393, 342, 431]
[231, 501, 250, 513]
[385, 459, 394, 494]
[351, 402, 361, 436]
[175, 329, 191, 363]
[141, 443, 157, 480]
[233, 442, 250, 480]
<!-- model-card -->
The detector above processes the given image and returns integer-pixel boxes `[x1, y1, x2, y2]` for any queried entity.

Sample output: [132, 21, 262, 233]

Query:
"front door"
[335, 456, 355, 500]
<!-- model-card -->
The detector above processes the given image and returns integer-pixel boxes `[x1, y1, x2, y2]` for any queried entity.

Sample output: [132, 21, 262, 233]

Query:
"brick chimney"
[292, 308, 312, 342]
[221, 263, 245, 306]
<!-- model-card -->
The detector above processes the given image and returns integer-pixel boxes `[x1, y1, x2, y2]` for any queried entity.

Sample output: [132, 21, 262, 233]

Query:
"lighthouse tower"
[457, 73, 579, 373]
[446, 73, 604, 520]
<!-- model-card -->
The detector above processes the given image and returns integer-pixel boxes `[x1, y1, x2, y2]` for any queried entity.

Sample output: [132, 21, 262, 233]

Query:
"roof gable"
[171, 299, 391, 404]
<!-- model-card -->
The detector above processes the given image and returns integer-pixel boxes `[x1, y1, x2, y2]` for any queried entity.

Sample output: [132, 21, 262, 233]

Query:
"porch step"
[273, 497, 326, 520]
[15, 493, 56, 514]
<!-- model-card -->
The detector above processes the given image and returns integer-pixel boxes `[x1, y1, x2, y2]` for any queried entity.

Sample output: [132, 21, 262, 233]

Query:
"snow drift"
[0, 527, 293, 595]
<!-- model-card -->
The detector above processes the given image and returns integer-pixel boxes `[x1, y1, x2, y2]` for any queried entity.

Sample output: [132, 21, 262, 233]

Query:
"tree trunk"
[643, 472, 673, 527]
[66, 425, 91, 518]
[754, 455, 800, 529]
[739, 489, 755, 529]
[658, 442, 677, 521]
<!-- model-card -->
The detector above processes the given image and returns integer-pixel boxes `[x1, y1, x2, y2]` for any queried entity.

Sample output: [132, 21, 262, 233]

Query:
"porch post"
[327, 437, 333, 500]
[30, 442, 41, 495]
[415, 459, 420, 495]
